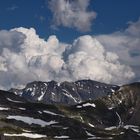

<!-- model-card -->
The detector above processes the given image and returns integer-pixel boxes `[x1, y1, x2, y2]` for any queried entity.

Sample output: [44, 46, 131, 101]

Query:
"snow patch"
[88, 136, 113, 139]
[0, 107, 9, 110]
[83, 103, 96, 108]
[72, 88, 75, 91]
[4, 133, 47, 138]
[76, 105, 82, 108]
[44, 83, 48, 87]
[96, 85, 99, 88]
[7, 98, 23, 103]
[57, 83, 60, 86]
[43, 110, 58, 116]
[7, 115, 58, 127]
[105, 126, 117, 130]
[62, 89, 77, 102]
[108, 107, 114, 110]
[43, 110, 64, 117]
[63, 127, 69, 129]
[124, 125, 140, 133]
[85, 131, 95, 137]
[19, 108, 26, 110]
[51, 92, 55, 95]
[38, 91, 45, 101]
[38, 111, 42, 114]
[26, 88, 32, 92]
[54, 136, 69, 139]
[88, 123, 95, 127]
[22, 129, 32, 133]
[31, 91, 35, 96]
[111, 89, 115, 92]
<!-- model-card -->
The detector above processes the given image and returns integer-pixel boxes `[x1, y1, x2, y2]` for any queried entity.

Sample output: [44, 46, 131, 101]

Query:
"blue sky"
[0, 0, 140, 43]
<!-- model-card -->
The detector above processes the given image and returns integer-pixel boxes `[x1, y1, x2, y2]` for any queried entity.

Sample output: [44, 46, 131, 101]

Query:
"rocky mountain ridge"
[0, 81, 139, 139]
[10, 80, 119, 105]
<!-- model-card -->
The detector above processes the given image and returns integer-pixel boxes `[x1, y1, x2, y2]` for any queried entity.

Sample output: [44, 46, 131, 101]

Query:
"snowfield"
[7, 115, 58, 127]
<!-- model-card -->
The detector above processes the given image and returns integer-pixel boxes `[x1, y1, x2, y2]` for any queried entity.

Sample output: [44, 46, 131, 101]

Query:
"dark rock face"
[100, 82, 140, 126]
[0, 82, 140, 139]
[10, 80, 119, 105]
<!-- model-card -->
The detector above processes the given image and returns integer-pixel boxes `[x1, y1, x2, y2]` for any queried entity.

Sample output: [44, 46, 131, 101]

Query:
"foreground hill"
[0, 82, 140, 139]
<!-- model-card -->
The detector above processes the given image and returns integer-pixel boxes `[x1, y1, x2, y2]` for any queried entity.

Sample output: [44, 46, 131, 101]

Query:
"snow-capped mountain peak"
[10, 80, 119, 105]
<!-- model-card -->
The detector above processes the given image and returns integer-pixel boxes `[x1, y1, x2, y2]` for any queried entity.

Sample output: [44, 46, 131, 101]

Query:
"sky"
[0, 0, 140, 42]
[0, 0, 140, 89]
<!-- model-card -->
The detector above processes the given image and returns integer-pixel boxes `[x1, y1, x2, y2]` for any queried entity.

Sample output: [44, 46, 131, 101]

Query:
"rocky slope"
[10, 80, 119, 105]
[0, 82, 140, 139]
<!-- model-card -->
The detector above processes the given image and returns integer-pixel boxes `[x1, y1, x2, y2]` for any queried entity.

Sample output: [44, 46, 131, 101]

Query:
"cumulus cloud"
[97, 18, 140, 65]
[0, 30, 25, 53]
[49, 0, 97, 32]
[0, 27, 135, 89]
[64, 36, 134, 83]
[96, 18, 140, 81]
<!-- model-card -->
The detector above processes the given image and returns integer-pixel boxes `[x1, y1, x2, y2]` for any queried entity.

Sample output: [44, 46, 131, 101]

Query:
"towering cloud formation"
[97, 18, 140, 81]
[0, 27, 135, 89]
[49, 0, 97, 32]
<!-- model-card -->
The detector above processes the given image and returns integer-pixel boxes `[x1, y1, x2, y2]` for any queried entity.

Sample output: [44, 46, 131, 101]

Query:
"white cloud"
[97, 18, 140, 65]
[0, 30, 25, 53]
[0, 27, 135, 89]
[96, 18, 140, 81]
[49, 0, 97, 32]
[64, 36, 134, 83]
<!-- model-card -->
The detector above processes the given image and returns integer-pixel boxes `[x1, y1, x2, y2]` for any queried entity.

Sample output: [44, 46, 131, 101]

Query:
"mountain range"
[0, 80, 140, 139]
[10, 80, 119, 105]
